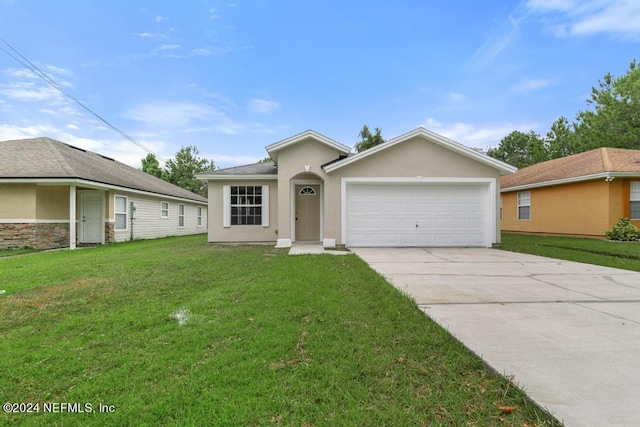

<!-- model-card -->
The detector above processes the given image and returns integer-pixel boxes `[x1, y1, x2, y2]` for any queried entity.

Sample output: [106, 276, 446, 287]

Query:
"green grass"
[501, 233, 640, 272]
[0, 235, 558, 426]
[0, 247, 37, 258]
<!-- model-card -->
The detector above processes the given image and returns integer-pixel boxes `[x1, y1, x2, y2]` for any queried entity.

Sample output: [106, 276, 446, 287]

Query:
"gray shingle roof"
[0, 137, 207, 203]
[199, 161, 277, 176]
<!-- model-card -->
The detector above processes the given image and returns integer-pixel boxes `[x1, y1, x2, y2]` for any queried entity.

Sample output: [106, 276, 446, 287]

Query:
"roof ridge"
[600, 147, 613, 171]
[43, 138, 77, 176]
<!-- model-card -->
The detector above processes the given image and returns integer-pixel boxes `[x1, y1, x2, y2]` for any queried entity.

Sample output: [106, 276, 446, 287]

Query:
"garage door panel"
[347, 183, 489, 247]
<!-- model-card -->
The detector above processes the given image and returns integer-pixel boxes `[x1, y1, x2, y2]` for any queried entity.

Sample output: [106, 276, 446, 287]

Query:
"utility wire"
[0, 37, 166, 163]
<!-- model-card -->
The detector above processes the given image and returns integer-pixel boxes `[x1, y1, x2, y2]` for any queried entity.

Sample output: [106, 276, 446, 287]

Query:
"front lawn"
[501, 233, 640, 272]
[0, 235, 557, 426]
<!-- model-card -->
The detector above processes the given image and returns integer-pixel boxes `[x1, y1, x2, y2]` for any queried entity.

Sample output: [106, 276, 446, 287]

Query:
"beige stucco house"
[0, 137, 208, 250]
[197, 128, 516, 248]
[501, 147, 640, 237]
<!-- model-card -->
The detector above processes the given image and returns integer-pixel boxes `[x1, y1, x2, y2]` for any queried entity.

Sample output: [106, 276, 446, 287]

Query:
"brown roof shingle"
[501, 147, 640, 190]
[0, 137, 207, 203]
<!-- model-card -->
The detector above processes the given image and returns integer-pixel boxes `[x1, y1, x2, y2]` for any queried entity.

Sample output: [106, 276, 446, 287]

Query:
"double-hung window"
[161, 201, 169, 218]
[197, 207, 203, 227]
[115, 196, 128, 230]
[223, 185, 269, 227]
[178, 204, 185, 227]
[517, 191, 530, 220]
[631, 182, 640, 219]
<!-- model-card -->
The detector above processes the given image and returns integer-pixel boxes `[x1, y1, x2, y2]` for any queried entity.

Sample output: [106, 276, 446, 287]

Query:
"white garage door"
[346, 183, 489, 247]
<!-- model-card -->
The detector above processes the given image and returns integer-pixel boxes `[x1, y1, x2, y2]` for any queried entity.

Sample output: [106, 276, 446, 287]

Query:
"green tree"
[545, 116, 577, 159]
[165, 146, 215, 197]
[140, 153, 164, 179]
[354, 125, 385, 152]
[487, 130, 548, 168]
[574, 60, 640, 150]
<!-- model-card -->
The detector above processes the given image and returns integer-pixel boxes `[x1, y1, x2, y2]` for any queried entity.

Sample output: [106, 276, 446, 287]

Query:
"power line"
[0, 37, 166, 164]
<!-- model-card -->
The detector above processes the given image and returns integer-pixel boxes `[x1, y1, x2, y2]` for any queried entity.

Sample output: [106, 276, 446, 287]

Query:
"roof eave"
[265, 130, 351, 161]
[500, 172, 640, 192]
[197, 174, 277, 181]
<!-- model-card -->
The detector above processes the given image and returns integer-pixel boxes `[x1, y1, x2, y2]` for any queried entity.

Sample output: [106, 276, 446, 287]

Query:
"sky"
[0, 0, 639, 169]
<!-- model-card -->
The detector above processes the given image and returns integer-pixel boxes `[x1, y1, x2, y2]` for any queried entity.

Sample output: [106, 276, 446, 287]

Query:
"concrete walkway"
[351, 247, 640, 427]
[288, 242, 350, 255]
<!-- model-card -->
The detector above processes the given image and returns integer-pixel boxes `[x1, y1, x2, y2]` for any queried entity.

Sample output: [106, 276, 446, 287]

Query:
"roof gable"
[265, 130, 351, 163]
[501, 147, 640, 190]
[0, 137, 207, 203]
[323, 127, 517, 175]
[197, 161, 277, 179]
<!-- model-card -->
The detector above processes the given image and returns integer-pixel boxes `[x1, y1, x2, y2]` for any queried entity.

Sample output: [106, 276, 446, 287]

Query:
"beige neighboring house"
[197, 128, 516, 248]
[0, 137, 208, 250]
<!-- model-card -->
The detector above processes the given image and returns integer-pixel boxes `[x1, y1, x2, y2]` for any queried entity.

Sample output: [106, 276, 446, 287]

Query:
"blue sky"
[1, 0, 639, 169]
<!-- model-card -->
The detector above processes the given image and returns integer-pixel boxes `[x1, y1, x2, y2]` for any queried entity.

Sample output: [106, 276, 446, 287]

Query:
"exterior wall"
[501, 180, 617, 237]
[0, 184, 36, 219]
[325, 137, 502, 245]
[274, 138, 342, 242]
[109, 190, 207, 243]
[207, 179, 278, 243]
[36, 186, 69, 219]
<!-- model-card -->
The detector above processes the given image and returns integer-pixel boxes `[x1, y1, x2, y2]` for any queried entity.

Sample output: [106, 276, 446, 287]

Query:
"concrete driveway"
[351, 247, 640, 427]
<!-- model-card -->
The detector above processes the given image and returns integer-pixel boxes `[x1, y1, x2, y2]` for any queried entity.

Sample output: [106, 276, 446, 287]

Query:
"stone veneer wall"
[105, 222, 114, 244]
[0, 223, 70, 250]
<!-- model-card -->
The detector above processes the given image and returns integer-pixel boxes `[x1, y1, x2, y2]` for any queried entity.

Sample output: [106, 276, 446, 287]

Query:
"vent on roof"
[100, 155, 115, 161]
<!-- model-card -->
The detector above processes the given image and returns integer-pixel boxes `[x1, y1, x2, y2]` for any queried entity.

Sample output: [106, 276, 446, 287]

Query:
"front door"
[295, 185, 320, 241]
[80, 191, 103, 244]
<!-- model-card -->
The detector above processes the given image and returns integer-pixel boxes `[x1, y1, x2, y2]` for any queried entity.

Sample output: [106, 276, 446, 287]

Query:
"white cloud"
[526, 0, 640, 40]
[67, 124, 80, 130]
[210, 153, 264, 167]
[512, 78, 552, 91]
[210, 8, 220, 19]
[155, 15, 167, 23]
[423, 117, 538, 148]
[448, 92, 467, 102]
[247, 98, 280, 114]
[191, 48, 211, 56]
[465, 15, 521, 71]
[133, 32, 154, 38]
[156, 44, 180, 51]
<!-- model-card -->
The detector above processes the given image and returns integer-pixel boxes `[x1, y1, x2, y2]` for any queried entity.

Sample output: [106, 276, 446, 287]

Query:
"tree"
[164, 146, 215, 197]
[487, 130, 548, 169]
[574, 60, 640, 150]
[354, 125, 385, 152]
[140, 153, 164, 179]
[545, 116, 577, 159]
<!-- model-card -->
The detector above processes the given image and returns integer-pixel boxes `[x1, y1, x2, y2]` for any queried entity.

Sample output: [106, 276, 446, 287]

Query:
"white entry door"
[80, 191, 104, 244]
[346, 183, 489, 247]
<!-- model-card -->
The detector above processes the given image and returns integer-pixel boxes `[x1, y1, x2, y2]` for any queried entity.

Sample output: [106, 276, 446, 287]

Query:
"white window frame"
[517, 191, 530, 220]
[115, 195, 128, 230]
[161, 201, 169, 219]
[223, 185, 269, 228]
[631, 182, 640, 220]
[197, 207, 203, 227]
[178, 204, 185, 228]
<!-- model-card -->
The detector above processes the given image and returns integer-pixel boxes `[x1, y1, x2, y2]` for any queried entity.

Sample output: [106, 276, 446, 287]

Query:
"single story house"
[501, 147, 640, 237]
[197, 128, 516, 248]
[0, 137, 208, 250]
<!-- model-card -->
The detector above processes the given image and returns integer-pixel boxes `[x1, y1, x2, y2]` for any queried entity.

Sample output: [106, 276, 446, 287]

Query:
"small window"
[197, 207, 202, 227]
[115, 195, 128, 230]
[517, 191, 530, 220]
[178, 204, 185, 227]
[299, 186, 316, 195]
[631, 182, 640, 219]
[230, 186, 262, 225]
[161, 201, 169, 218]
[499, 195, 503, 220]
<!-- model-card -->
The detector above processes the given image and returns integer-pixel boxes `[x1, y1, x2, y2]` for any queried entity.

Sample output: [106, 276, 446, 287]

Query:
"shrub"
[605, 217, 640, 241]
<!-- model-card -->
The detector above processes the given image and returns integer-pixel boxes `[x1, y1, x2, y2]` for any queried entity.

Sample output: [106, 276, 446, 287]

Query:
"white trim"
[114, 195, 128, 231]
[341, 177, 497, 248]
[324, 127, 517, 175]
[262, 185, 270, 227]
[197, 206, 203, 227]
[222, 185, 231, 227]
[69, 184, 76, 249]
[0, 219, 72, 223]
[275, 238, 292, 248]
[178, 203, 185, 228]
[265, 130, 351, 161]
[0, 178, 207, 205]
[198, 174, 276, 181]
[290, 179, 323, 242]
[160, 201, 170, 219]
[517, 191, 531, 220]
[502, 172, 640, 192]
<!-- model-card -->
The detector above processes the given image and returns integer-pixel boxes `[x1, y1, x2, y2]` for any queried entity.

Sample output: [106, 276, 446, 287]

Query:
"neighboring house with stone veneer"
[0, 137, 208, 249]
